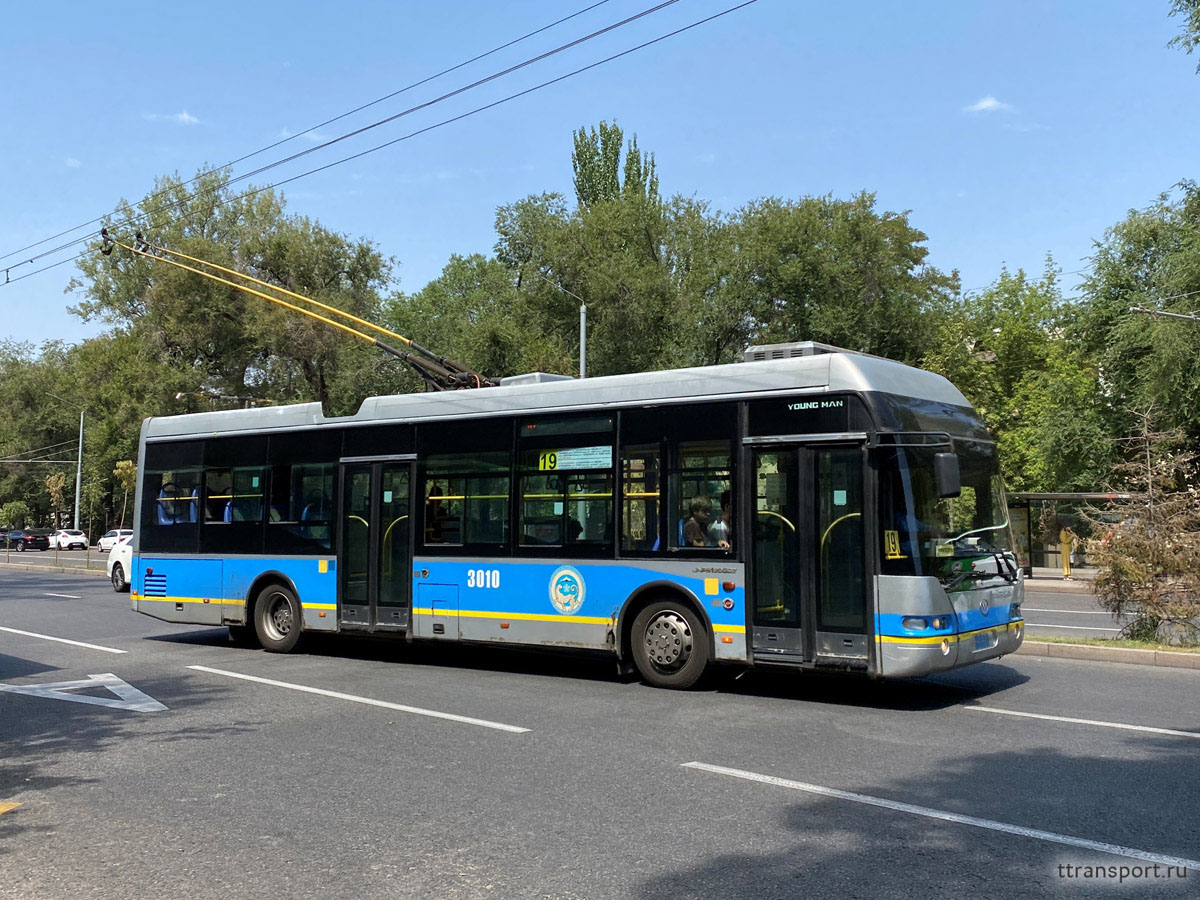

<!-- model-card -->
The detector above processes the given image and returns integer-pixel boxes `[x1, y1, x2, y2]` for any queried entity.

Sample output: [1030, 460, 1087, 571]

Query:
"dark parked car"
[2, 529, 50, 551]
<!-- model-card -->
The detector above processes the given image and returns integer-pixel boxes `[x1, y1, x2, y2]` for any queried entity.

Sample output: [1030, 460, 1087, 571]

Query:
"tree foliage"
[1084, 408, 1200, 644]
[1169, 0, 1200, 69]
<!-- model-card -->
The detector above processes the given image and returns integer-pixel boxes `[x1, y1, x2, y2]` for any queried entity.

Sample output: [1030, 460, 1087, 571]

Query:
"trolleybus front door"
[750, 444, 869, 667]
[339, 460, 413, 632]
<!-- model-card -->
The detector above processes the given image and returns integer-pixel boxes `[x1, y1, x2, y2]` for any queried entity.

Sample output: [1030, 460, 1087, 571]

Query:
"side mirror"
[935, 452, 961, 498]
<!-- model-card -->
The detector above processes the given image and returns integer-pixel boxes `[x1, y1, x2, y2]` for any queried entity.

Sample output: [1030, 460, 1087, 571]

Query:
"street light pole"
[46, 392, 86, 530]
[74, 407, 84, 530]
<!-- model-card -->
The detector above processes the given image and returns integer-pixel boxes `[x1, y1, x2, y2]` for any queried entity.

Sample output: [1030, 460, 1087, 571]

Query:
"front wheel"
[630, 600, 711, 689]
[254, 585, 304, 653]
[110, 563, 128, 592]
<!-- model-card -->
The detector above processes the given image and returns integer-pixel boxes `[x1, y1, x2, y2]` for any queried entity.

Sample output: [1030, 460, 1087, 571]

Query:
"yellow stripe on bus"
[135, 596, 336, 611]
[412, 607, 611, 625]
[135, 597, 745, 631]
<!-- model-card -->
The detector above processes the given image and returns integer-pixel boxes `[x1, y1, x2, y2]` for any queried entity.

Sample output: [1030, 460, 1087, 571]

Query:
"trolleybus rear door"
[750, 444, 869, 667]
[338, 460, 414, 632]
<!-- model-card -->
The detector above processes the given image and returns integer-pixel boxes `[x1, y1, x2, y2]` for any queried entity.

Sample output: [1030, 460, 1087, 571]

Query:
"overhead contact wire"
[0, 0, 616, 267]
[7, 1, 759, 288]
[0, 0, 671, 273]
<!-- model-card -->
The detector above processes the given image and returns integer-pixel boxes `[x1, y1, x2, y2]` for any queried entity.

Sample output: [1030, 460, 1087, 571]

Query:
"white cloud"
[65, 157, 81, 168]
[143, 110, 200, 125]
[279, 128, 327, 144]
[963, 96, 1014, 114]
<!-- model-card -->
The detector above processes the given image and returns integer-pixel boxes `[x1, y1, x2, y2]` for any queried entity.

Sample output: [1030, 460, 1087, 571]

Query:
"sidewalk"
[1025, 566, 1096, 593]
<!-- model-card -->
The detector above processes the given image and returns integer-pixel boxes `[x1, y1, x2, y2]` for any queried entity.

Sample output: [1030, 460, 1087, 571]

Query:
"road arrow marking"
[0, 802, 20, 816]
[0, 674, 167, 712]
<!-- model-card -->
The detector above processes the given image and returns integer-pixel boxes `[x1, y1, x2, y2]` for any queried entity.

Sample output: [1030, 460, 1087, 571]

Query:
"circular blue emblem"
[549, 566, 585, 614]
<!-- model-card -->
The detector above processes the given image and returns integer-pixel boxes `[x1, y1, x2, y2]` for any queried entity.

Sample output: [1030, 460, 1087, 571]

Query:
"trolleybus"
[129, 341, 1024, 687]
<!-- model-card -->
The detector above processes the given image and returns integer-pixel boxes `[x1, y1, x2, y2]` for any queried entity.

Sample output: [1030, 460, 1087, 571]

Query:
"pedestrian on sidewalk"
[1059, 524, 1077, 580]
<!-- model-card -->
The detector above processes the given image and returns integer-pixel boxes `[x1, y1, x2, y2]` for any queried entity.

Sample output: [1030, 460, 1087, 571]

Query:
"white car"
[96, 529, 134, 552]
[51, 529, 89, 551]
[107, 536, 133, 593]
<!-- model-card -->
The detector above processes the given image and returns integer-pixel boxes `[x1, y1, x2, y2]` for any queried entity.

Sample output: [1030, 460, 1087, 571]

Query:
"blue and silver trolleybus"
[129, 341, 1024, 687]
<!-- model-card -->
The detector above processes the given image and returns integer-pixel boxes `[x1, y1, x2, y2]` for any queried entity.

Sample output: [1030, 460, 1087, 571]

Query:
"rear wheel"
[16, 543, 24, 552]
[254, 585, 304, 653]
[110, 563, 128, 592]
[630, 599, 710, 689]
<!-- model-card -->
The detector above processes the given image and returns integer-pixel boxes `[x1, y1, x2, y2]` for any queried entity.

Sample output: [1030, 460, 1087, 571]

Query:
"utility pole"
[47, 392, 85, 530]
[580, 303, 587, 379]
[74, 408, 84, 530]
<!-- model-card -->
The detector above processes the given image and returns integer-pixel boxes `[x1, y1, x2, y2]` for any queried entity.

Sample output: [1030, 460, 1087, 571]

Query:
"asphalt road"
[2, 570, 1198, 899]
[0, 548, 106, 572]
[1022, 586, 1133, 639]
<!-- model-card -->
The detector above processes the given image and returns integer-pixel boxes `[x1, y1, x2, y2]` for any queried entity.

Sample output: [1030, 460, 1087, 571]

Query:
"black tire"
[227, 624, 260, 648]
[630, 599, 711, 689]
[254, 584, 304, 653]
[16, 543, 24, 552]
[110, 563, 128, 593]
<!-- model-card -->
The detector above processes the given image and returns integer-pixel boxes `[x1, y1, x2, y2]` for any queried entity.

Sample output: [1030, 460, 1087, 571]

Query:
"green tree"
[113, 460, 137, 528]
[45, 472, 67, 528]
[572, 121, 658, 209]
[726, 193, 958, 364]
[1076, 183, 1200, 444]
[922, 264, 1113, 491]
[1169, 0, 1200, 69]
[69, 168, 394, 413]
[0, 501, 31, 530]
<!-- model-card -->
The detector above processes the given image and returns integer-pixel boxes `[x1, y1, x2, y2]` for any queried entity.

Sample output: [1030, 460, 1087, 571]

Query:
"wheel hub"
[267, 594, 293, 638]
[644, 612, 693, 669]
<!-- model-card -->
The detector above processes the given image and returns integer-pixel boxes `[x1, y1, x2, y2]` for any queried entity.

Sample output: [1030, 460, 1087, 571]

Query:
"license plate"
[974, 632, 996, 652]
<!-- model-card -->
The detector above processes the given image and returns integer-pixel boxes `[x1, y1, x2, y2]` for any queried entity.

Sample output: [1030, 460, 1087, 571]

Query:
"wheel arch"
[616, 580, 714, 662]
[239, 571, 303, 628]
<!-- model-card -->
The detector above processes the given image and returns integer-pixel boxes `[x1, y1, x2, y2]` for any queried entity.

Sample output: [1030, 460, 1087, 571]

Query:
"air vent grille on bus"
[143, 574, 168, 597]
[742, 341, 854, 363]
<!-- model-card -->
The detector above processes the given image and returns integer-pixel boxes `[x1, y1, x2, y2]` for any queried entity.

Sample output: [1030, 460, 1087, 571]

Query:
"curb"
[1016, 640, 1200, 671]
[1024, 580, 1093, 594]
[0, 562, 108, 578]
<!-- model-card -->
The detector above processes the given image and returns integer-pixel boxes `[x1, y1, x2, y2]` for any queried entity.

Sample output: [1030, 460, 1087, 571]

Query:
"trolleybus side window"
[620, 443, 661, 552]
[669, 441, 733, 553]
[266, 463, 336, 552]
[423, 451, 511, 549]
[517, 414, 614, 553]
[140, 440, 204, 553]
[204, 467, 265, 524]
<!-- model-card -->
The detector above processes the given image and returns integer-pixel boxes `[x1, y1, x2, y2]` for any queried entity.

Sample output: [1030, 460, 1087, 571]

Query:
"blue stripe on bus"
[412, 559, 745, 629]
[133, 555, 745, 629]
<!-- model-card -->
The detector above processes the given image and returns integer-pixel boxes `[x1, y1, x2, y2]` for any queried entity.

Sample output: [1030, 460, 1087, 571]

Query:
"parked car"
[96, 529, 133, 552]
[2, 529, 50, 551]
[51, 529, 89, 551]
[107, 536, 133, 592]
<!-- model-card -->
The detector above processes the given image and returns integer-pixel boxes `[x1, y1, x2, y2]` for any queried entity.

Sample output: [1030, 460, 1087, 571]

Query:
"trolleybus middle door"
[749, 443, 869, 667]
[338, 459, 414, 632]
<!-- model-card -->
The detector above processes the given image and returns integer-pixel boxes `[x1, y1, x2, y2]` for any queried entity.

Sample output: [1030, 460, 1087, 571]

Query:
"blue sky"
[2, 0, 1198, 346]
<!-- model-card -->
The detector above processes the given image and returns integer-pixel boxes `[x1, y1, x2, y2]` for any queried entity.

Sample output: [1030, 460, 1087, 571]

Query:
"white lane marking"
[1026, 623, 1121, 632]
[683, 762, 1200, 869]
[1023, 608, 1119, 615]
[0, 625, 126, 654]
[187, 665, 530, 734]
[44, 593, 82, 600]
[0, 674, 166, 712]
[966, 706, 1200, 739]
